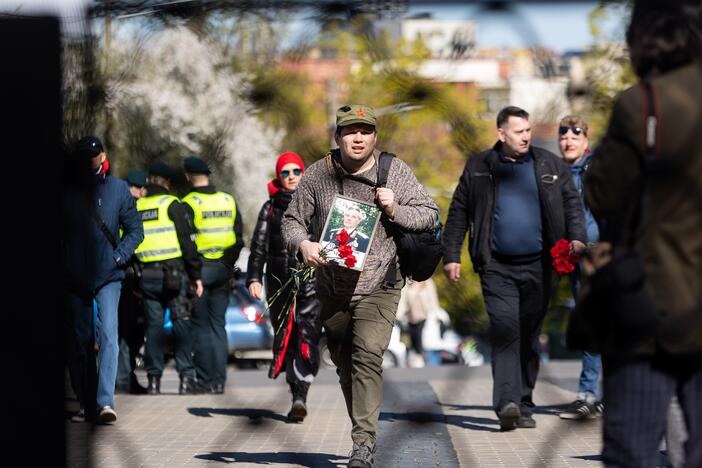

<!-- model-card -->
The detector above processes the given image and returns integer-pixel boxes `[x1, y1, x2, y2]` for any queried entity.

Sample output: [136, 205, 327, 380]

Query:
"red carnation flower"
[551, 238, 571, 258]
[550, 238, 577, 275]
[336, 229, 350, 245]
[553, 257, 575, 275]
[338, 244, 353, 259]
[344, 254, 357, 268]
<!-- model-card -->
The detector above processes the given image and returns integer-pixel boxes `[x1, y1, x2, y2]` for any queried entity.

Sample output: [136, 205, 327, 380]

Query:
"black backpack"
[375, 152, 442, 283]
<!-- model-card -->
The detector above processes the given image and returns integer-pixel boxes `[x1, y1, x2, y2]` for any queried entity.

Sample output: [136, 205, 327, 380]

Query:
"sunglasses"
[280, 168, 302, 178]
[559, 126, 586, 136]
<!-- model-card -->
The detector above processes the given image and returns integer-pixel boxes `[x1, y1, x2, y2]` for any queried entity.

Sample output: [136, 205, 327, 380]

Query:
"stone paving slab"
[66, 361, 611, 468]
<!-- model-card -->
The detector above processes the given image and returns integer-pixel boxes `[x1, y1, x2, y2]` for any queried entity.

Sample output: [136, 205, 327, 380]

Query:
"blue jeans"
[68, 281, 122, 413]
[569, 271, 602, 400]
[95, 282, 122, 408]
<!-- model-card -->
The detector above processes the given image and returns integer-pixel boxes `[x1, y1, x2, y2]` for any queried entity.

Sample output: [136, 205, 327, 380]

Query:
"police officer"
[135, 162, 203, 395]
[115, 170, 148, 394]
[182, 156, 243, 394]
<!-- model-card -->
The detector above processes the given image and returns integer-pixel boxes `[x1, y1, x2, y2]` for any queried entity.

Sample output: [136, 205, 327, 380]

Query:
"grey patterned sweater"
[282, 149, 439, 300]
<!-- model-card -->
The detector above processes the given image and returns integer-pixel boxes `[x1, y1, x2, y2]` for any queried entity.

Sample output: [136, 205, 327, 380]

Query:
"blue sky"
[281, 2, 628, 55]
[406, 2, 628, 53]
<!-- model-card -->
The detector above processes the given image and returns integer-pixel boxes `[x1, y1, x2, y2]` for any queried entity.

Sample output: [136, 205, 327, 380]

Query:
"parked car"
[225, 281, 275, 368]
[318, 324, 407, 369]
[132, 278, 275, 370]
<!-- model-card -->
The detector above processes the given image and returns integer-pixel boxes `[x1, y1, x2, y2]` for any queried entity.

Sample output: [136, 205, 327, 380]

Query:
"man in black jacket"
[135, 162, 203, 395]
[443, 106, 586, 431]
[182, 156, 243, 394]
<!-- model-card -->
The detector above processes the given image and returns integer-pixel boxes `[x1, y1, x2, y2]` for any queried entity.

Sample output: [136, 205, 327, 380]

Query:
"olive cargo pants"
[320, 284, 401, 447]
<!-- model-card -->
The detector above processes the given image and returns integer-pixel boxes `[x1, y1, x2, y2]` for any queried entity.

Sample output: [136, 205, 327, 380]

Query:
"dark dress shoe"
[179, 376, 201, 395]
[517, 415, 536, 428]
[497, 402, 520, 431]
[147, 374, 161, 395]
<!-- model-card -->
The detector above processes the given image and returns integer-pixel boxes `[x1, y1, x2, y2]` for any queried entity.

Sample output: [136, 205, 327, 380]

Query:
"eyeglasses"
[559, 126, 586, 136]
[280, 168, 302, 178]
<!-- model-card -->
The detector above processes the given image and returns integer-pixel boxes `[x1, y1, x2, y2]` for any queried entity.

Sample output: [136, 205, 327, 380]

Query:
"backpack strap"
[374, 152, 401, 287]
[376, 151, 394, 188]
[623, 80, 658, 248]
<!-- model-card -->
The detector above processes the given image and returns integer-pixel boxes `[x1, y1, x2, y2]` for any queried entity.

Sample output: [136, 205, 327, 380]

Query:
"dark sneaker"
[287, 399, 307, 422]
[71, 408, 87, 423]
[348, 442, 375, 468]
[98, 406, 117, 424]
[516, 415, 536, 428]
[558, 400, 597, 420]
[497, 402, 520, 431]
[595, 401, 604, 415]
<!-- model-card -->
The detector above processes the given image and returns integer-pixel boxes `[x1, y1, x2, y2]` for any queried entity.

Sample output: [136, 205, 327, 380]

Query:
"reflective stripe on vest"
[134, 194, 182, 263]
[182, 191, 236, 260]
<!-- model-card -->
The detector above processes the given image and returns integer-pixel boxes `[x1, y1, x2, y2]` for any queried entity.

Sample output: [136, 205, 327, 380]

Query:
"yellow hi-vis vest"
[134, 194, 182, 263]
[182, 191, 236, 260]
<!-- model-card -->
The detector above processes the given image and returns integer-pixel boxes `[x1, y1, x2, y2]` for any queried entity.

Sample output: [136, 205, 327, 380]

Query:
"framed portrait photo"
[319, 195, 381, 271]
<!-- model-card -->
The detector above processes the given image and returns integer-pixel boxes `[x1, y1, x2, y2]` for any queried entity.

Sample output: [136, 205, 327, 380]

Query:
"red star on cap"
[356, 108, 365, 117]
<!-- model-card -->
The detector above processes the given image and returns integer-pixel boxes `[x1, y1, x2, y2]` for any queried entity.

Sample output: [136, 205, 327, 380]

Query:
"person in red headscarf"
[246, 151, 321, 422]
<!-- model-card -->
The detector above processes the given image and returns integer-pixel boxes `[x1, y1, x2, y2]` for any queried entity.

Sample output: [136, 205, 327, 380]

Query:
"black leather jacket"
[246, 190, 300, 295]
[443, 143, 587, 273]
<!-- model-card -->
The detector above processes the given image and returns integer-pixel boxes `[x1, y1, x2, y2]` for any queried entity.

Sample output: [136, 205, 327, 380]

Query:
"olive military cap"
[336, 104, 377, 128]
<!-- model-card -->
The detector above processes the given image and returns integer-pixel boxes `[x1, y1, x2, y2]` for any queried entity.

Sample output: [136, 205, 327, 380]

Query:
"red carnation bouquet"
[266, 229, 356, 334]
[333, 229, 358, 268]
[550, 238, 579, 275]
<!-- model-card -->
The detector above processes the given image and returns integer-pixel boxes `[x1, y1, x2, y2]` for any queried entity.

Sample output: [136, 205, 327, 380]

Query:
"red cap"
[275, 151, 304, 179]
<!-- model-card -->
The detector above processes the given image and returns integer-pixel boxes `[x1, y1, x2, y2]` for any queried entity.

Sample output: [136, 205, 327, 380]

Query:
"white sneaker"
[98, 406, 117, 424]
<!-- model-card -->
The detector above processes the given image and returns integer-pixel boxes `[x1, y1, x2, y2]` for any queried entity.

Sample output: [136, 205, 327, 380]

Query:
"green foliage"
[583, 1, 636, 142]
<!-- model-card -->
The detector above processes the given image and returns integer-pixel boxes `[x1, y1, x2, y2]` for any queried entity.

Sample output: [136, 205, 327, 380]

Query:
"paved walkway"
[66, 361, 609, 467]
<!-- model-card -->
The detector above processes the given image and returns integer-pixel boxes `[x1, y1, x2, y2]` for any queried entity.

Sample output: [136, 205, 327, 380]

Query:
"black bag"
[566, 81, 661, 354]
[162, 264, 183, 293]
[376, 152, 442, 282]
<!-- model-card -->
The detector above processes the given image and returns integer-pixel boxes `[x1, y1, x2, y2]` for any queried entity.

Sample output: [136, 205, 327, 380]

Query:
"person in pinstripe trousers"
[585, 1, 702, 466]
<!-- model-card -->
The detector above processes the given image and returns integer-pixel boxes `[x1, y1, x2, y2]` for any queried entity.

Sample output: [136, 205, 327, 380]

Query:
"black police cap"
[183, 156, 211, 175]
[125, 169, 147, 188]
[148, 161, 173, 180]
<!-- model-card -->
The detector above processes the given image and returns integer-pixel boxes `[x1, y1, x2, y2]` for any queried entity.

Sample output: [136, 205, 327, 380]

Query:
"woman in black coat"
[247, 152, 321, 422]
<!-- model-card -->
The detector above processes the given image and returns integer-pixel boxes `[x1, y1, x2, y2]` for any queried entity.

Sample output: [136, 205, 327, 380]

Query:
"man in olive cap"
[182, 156, 243, 394]
[282, 105, 439, 467]
[134, 162, 203, 395]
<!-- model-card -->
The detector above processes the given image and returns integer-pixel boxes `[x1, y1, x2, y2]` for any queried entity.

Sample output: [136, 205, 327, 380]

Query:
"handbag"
[567, 81, 661, 354]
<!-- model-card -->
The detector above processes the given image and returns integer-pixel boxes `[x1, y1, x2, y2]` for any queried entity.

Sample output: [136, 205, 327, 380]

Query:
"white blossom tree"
[110, 25, 282, 242]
